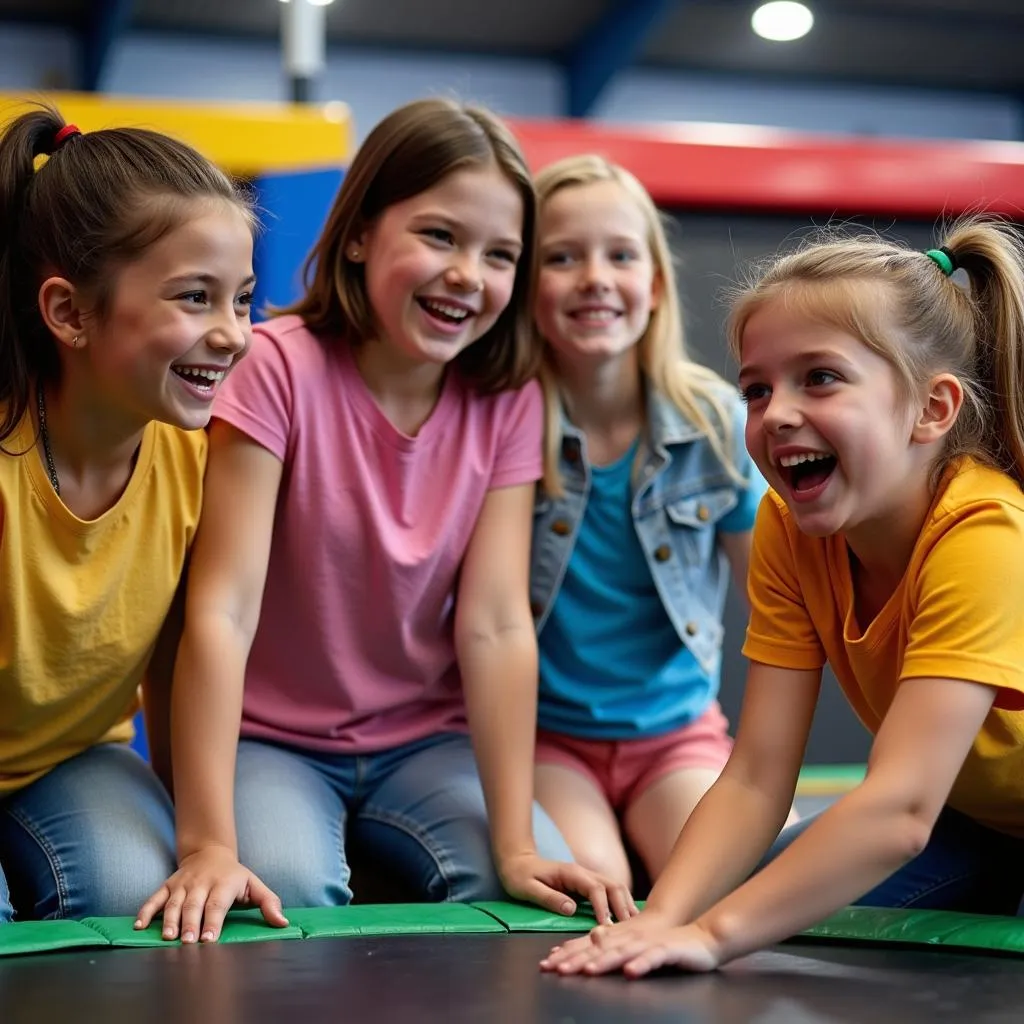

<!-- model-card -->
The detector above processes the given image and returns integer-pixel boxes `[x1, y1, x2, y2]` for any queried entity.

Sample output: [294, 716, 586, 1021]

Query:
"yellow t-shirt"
[743, 457, 1024, 838]
[0, 410, 206, 794]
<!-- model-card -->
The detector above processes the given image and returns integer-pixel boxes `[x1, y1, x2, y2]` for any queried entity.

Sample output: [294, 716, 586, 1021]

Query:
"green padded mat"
[798, 906, 1024, 955]
[473, 901, 599, 932]
[81, 910, 305, 947]
[795, 764, 866, 794]
[2, 902, 1022, 959]
[288, 903, 506, 938]
[0, 919, 110, 956]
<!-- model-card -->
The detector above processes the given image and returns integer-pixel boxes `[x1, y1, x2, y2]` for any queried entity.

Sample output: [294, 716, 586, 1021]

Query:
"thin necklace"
[37, 385, 61, 496]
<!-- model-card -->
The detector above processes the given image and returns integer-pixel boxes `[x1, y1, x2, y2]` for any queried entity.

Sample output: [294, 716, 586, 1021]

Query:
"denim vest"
[530, 381, 753, 678]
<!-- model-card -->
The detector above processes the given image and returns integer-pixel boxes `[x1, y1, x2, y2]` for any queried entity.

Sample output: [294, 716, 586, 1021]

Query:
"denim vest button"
[654, 544, 672, 562]
[551, 519, 571, 536]
[697, 504, 710, 522]
[685, 621, 699, 636]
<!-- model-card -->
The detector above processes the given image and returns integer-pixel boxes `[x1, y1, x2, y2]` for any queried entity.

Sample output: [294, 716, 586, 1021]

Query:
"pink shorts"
[535, 701, 733, 811]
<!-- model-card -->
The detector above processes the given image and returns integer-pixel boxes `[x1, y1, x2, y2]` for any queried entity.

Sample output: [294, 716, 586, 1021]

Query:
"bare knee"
[571, 840, 632, 890]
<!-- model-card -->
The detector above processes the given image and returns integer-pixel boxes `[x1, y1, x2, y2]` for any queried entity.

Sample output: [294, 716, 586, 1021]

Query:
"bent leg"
[0, 744, 175, 919]
[535, 763, 631, 888]
[234, 740, 352, 908]
[623, 766, 722, 882]
[354, 733, 572, 903]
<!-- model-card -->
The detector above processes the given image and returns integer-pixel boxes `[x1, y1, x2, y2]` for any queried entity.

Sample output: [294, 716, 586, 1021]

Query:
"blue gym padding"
[251, 167, 344, 313]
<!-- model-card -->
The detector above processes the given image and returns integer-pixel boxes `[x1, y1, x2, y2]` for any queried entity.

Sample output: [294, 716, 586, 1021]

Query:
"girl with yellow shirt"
[0, 106, 254, 921]
[542, 216, 1024, 976]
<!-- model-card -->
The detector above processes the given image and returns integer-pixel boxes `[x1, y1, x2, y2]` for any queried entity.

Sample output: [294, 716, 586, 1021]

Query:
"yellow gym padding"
[0, 91, 352, 174]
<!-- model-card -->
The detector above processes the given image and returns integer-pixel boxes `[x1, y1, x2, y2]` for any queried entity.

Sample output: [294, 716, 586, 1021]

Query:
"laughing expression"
[354, 162, 525, 370]
[738, 297, 922, 541]
[82, 199, 254, 431]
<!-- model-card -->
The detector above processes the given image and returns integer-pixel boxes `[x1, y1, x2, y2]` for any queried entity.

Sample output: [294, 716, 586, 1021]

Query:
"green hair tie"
[925, 247, 956, 276]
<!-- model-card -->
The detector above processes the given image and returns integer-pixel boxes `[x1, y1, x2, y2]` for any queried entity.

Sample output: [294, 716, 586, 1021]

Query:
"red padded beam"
[508, 118, 1024, 217]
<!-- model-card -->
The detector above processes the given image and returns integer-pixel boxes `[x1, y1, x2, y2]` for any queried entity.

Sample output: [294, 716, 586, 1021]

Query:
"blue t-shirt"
[537, 437, 758, 739]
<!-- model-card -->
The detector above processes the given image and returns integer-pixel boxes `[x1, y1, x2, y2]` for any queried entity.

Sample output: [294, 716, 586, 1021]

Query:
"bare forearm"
[699, 785, 929, 961]
[645, 771, 794, 924]
[171, 620, 249, 861]
[458, 627, 538, 859]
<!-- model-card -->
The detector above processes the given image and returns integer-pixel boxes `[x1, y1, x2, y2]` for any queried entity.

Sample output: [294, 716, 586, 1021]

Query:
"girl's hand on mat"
[134, 845, 288, 944]
[540, 906, 686, 974]
[546, 919, 721, 976]
[498, 852, 638, 924]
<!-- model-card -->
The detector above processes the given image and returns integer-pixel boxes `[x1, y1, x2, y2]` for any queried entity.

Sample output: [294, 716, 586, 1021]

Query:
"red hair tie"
[52, 124, 81, 151]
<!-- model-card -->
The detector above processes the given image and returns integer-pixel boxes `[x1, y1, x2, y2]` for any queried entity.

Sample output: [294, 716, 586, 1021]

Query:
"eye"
[178, 290, 208, 306]
[488, 247, 519, 266]
[807, 369, 840, 387]
[235, 291, 254, 314]
[610, 249, 638, 264]
[420, 227, 454, 245]
[542, 250, 573, 267]
[740, 383, 770, 404]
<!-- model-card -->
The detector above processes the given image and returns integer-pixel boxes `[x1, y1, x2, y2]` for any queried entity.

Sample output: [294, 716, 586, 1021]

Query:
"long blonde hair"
[534, 154, 739, 496]
[728, 217, 1024, 487]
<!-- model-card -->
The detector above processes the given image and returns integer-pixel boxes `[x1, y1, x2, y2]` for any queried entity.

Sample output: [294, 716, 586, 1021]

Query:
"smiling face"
[352, 162, 524, 370]
[533, 179, 660, 369]
[79, 198, 255, 431]
[738, 291, 926, 539]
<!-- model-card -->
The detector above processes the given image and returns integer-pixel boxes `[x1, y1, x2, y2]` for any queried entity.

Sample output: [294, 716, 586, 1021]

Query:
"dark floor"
[3, 931, 1023, 1024]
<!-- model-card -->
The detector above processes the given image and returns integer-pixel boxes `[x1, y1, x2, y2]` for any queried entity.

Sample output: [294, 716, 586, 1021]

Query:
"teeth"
[779, 451, 833, 468]
[175, 367, 226, 383]
[422, 300, 469, 320]
[572, 309, 617, 321]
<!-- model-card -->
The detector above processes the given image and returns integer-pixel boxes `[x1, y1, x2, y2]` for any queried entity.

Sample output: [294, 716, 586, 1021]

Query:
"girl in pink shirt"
[137, 98, 635, 943]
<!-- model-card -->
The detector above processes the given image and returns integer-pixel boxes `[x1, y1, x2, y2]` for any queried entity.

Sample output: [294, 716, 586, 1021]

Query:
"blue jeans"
[0, 744, 176, 922]
[234, 732, 572, 907]
[764, 804, 1024, 915]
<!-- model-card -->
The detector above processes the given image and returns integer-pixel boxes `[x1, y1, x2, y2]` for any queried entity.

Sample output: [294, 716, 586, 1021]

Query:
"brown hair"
[0, 103, 255, 444]
[282, 97, 539, 393]
[728, 217, 1024, 487]
[533, 154, 740, 496]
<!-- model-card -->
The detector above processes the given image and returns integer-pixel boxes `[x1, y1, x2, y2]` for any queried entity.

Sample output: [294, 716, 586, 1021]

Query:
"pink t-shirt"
[213, 315, 543, 753]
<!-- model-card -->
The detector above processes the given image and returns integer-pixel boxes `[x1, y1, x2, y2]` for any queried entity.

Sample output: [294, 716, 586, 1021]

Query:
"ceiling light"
[752, 2, 813, 42]
[279, 0, 335, 6]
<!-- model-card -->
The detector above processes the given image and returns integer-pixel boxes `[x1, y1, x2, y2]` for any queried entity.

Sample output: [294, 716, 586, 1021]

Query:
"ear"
[37, 277, 89, 352]
[345, 229, 369, 264]
[911, 373, 962, 445]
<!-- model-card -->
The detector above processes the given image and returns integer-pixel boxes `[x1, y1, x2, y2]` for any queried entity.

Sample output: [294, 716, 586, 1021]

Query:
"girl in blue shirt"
[530, 155, 786, 889]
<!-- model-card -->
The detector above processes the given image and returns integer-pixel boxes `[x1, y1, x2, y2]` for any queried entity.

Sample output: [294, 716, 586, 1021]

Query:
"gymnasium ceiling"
[1, 0, 1021, 113]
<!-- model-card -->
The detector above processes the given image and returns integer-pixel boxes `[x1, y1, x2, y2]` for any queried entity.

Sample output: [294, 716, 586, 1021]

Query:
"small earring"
[72, 336, 81, 348]
[348, 246, 362, 262]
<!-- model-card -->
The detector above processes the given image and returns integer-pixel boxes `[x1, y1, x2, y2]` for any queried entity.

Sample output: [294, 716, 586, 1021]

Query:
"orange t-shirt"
[743, 458, 1024, 838]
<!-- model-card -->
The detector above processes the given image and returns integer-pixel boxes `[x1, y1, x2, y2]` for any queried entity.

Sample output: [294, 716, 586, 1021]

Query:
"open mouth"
[416, 298, 472, 326]
[778, 451, 837, 496]
[171, 366, 226, 394]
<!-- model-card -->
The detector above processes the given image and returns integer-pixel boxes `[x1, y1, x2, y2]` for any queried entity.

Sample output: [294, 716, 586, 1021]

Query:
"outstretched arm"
[542, 658, 819, 970]
[136, 421, 288, 942]
[548, 672, 995, 976]
[456, 481, 635, 924]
